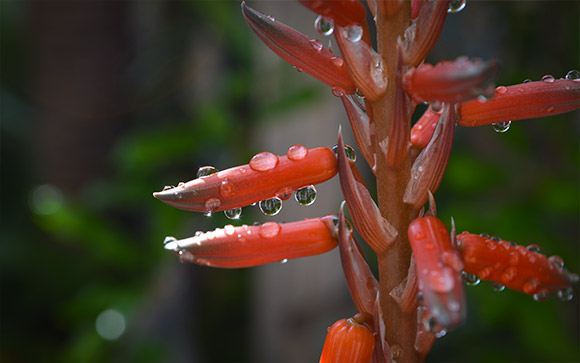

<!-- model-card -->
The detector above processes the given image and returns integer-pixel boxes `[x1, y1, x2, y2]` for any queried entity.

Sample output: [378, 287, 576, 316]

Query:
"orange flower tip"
[403, 57, 500, 104]
[320, 316, 375, 363]
[241, 2, 356, 94]
[458, 77, 580, 126]
[297, 0, 366, 27]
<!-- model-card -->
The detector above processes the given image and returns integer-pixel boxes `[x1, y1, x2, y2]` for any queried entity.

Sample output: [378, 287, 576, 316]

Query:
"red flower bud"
[319, 313, 375, 363]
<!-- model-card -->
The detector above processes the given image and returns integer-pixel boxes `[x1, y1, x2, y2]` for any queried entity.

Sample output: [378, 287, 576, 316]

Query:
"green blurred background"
[1, 1, 578, 362]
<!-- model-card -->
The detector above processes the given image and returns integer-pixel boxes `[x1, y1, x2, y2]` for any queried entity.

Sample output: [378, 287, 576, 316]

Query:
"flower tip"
[164, 241, 179, 251]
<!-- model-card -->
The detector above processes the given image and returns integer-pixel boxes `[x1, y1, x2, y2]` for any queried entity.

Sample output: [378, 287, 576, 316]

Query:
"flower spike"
[165, 215, 338, 268]
[457, 232, 579, 298]
[297, 0, 366, 27]
[241, 2, 356, 94]
[408, 216, 466, 329]
[458, 78, 580, 126]
[338, 203, 379, 314]
[320, 313, 375, 363]
[154, 146, 337, 213]
[403, 58, 500, 104]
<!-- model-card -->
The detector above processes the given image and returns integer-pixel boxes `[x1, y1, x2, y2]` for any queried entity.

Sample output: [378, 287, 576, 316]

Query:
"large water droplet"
[492, 121, 511, 133]
[495, 86, 507, 95]
[448, 0, 466, 13]
[462, 271, 481, 286]
[259, 221, 282, 238]
[287, 144, 308, 161]
[548, 255, 564, 269]
[309, 38, 323, 51]
[526, 244, 540, 253]
[275, 186, 293, 200]
[370, 53, 387, 89]
[541, 74, 555, 83]
[295, 185, 317, 206]
[332, 144, 356, 161]
[491, 282, 505, 292]
[533, 290, 549, 302]
[314, 15, 334, 36]
[224, 207, 242, 220]
[342, 25, 363, 42]
[205, 198, 221, 214]
[249, 152, 279, 171]
[224, 224, 236, 236]
[557, 287, 574, 302]
[259, 197, 282, 216]
[197, 166, 218, 178]
[565, 69, 580, 81]
[163, 236, 176, 245]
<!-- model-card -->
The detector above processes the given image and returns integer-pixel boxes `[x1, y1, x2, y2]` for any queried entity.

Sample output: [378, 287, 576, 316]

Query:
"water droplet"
[430, 100, 442, 112]
[523, 78, 532, 83]
[205, 198, 221, 214]
[330, 56, 344, 67]
[425, 317, 447, 338]
[490, 236, 501, 242]
[249, 152, 279, 171]
[163, 236, 176, 245]
[287, 144, 308, 161]
[179, 250, 195, 263]
[448, 0, 466, 13]
[219, 179, 234, 198]
[495, 86, 507, 95]
[295, 66, 303, 72]
[203, 211, 212, 217]
[500, 266, 517, 283]
[492, 121, 511, 133]
[541, 74, 555, 83]
[526, 244, 540, 253]
[295, 185, 317, 206]
[414, 232, 426, 240]
[391, 344, 403, 361]
[565, 69, 580, 81]
[546, 106, 555, 113]
[224, 224, 236, 236]
[314, 15, 334, 36]
[479, 233, 490, 238]
[197, 166, 218, 178]
[259, 197, 282, 216]
[162, 185, 174, 191]
[557, 287, 574, 302]
[224, 207, 242, 220]
[239, 167, 247, 174]
[462, 271, 481, 286]
[342, 25, 363, 42]
[331, 87, 345, 97]
[370, 53, 387, 88]
[259, 221, 282, 238]
[275, 187, 293, 200]
[548, 255, 564, 269]
[280, 258, 288, 264]
[491, 282, 505, 292]
[332, 144, 356, 161]
[309, 38, 323, 51]
[533, 290, 549, 302]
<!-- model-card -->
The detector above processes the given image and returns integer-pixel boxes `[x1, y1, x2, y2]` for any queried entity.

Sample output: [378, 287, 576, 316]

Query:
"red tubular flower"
[153, 146, 337, 213]
[408, 216, 466, 329]
[457, 232, 579, 298]
[297, 0, 366, 27]
[340, 94, 376, 172]
[320, 313, 375, 363]
[458, 78, 580, 126]
[410, 106, 440, 149]
[241, 2, 356, 94]
[403, 57, 500, 104]
[165, 215, 338, 268]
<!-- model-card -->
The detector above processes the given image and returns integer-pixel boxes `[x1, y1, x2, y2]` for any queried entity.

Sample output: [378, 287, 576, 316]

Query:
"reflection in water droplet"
[314, 15, 334, 36]
[295, 185, 317, 206]
[495, 86, 507, 95]
[370, 53, 387, 88]
[565, 69, 580, 81]
[219, 179, 234, 197]
[548, 255, 564, 269]
[523, 78, 532, 83]
[526, 244, 540, 253]
[259, 221, 282, 238]
[259, 197, 282, 216]
[492, 121, 511, 133]
[462, 271, 480, 286]
[249, 152, 279, 171]
[309, 38, 323, 51]
[533, 290, 549, 302]
[331, 87, 345, 97]
[197, 166, 218, 178]
[557, 287, 574, 302]
[342, 25, 363, 42]
[95, 309, 126, 341]
[448, 0, 466, 13]
[224, 207, 242, 220]
[287, 144, 308, 161]
[275, 187, 293, 200]
[332, 144, 356, 161]
[491, 282, 505, 292]
[541, 74, 555, 83]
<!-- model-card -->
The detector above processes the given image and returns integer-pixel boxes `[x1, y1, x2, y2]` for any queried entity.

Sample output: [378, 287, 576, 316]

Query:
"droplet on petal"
[342, 25, 363, 42]
[541, 74, 555, 83]
[309, 38, 323, 51]
[332, 144, 356, 161]
[287, 144, 308, 161]
[259, 221, 282, 238]
[259, 197, 282, 216]
[295, 185, 317, 206]
[448, 0, 466, 13]
[462, 271, 480, 286]
[557, 287, 574, 302]
[492, 121, 511, 133]
[249, 152, 279, 171]
[491, 282, 505, 292]
[205, 198, 221, 214]
[197, 166, 219, 178]
[565, 69, 580, 81]
[533, 290, 550, 302]
[315, 15, 334, 36]
[224, 207, 242, 220]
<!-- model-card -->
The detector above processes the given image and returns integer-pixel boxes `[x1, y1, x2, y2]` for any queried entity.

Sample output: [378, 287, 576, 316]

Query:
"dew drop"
[495, 86, 507, 95]
[163, 236, 176, 245]
[541, 74, 555, 83]
[162, 185, 174, 191]
[430, 100, 442, 112]
[523, 278, 539, 294]
[565, 69, 580, 81]
[370, 53, 387, 88]
[330, 56, 344, 67]
[462, 271, 481, 286]
[178, 250, 195, 263]
[309, 38, 323, 51]
[546, 106, 555, 113]
[249, 152, 279, 171]
[331, 87, 345, 97]
[523, 78, 532, 83]
[479, 233, 490, 238]
[414, 231, 426, 240]
[533, 290, 549, 302]
[425, 317, 447, 338]
[259, 221, 282, 238]
[491, 282, 505, 292]
[239, 167, 247, 174]
[391, 344, 403, 361]
[448, 0, 466, 13]
[287, 144, 308, 161]
[205, 198, 221, 214]
[197, 166, 218, 178]
[224, 224, 236, 236]
[342, 25, 363, 42]
[275, 186, 293, 200]
[224, 207, 242, 220]
[314, 15, 334, 36]
[526, 244, 540, 253]
[203, 211, 212, 217]
[295, 185, 317, 206]
[557, 287, 574, 302]
[492, 121, 511, 133]
[548, 255, 564, 269]
[259, 197, 282, 216]
[280, 258, 288, 264]
[219, 179, 234, 198]
[332, 144, 356, 161]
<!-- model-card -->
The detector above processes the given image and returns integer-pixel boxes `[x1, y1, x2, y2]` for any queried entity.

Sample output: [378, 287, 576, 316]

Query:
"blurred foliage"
[1, 1, 578, 362]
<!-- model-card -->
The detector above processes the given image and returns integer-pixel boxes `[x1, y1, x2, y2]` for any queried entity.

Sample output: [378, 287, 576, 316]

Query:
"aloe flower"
[154, 1, 579, 361]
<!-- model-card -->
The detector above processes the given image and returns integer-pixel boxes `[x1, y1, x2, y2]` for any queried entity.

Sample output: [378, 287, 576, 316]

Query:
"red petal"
[458, 78, 580, 126]
[241, 2, 355, 94]
[298, 0, 366, 27]
[166, 216, 338, 268]
[320, 315, 375, 363]
[340, 95, 376, 172]
[403, 58, 500, 103]
[411, 107, 440, 148]
[154, 146, 337, 212]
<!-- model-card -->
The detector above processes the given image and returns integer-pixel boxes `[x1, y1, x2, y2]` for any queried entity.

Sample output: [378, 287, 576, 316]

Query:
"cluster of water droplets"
[448, 0, 466, 13]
